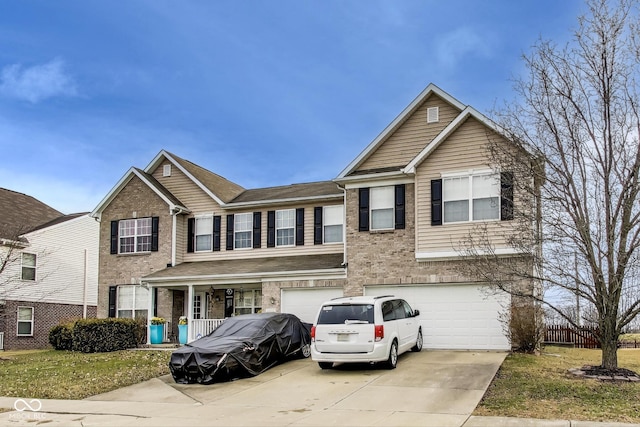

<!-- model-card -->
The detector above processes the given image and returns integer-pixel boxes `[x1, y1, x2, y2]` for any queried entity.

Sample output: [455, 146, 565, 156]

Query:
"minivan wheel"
[318, 362, 333, 370]
[412, 328, 423, 352]
[386, 340, 398, 369]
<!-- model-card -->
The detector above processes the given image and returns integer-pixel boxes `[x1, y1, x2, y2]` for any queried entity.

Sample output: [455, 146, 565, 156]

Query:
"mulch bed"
[569, 365, 640, 382]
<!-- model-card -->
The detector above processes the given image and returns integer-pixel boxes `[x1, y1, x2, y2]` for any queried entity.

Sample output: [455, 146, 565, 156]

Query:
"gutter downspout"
[170, 207, 186, 267]
[82, 249, 88, 319]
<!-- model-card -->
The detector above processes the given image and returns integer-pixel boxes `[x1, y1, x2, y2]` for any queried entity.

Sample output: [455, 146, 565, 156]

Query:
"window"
[427, 106, 439, 123]
[21, 253, 36, 281]
[234, 289, 262, 316]
[443, 173, 500, 223]
[117, 285, 149, 318]
[234, 213, 253, 249]
[370, 186, 394, 230]
[323, 205, 343, 243]
[119, 218, 152, 253]
[17, 306, 34, 336]
[195, 215, 213, 251]
[276, 209, 295, 246]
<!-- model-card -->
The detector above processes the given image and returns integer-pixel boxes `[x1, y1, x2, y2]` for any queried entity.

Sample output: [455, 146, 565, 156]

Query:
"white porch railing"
[191, 318, 225, 341]
[163, 321, 171, 343]
[0, 332, 4, 350]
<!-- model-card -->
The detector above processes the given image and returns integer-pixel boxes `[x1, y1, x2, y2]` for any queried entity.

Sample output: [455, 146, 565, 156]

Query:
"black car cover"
[169, 312, 311, 384]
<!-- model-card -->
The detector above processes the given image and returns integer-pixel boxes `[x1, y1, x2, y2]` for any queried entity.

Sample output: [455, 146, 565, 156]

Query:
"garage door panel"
[365, 284, 509, 350]
[281, 288, 343, 324]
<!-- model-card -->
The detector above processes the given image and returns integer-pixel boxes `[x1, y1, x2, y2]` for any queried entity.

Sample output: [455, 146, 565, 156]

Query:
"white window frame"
[442, 170, 500, 224]
[17, 306, 34, 336]
[323, 205, 344, 244]
[234, 289, 262, 316]
[116, 285, 149, 319]
[21, 252, 36, 281]
[427, 106, 439, 123]
[195, 214, 213, 252]
[276, 209, 295, 247]
[234, 213, 253, 249]
[370, 186, 394, 231]
[119, 218, 152, 254]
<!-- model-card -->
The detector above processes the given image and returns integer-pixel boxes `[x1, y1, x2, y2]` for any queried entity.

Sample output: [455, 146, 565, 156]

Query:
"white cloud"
[434, 27, 493, 69]
[0, 58, 78, 103]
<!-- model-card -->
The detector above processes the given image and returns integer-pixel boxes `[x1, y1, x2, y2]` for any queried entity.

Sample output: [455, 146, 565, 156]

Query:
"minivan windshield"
[317, 304, 374, 324]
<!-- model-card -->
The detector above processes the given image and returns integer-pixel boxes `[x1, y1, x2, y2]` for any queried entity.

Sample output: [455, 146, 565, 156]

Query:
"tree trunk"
[600, 318, 619, 370]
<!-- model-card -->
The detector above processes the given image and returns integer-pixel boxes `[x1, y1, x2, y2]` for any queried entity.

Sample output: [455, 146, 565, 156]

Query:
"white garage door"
[365, 284, 510, 350]
[281, 288, 344, 324]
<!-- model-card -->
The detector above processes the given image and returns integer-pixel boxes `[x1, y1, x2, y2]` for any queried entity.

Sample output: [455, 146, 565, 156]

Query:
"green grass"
[621, 333, 640, 342]
[475, 346, 640, 423]
[0, 349, 171, 400]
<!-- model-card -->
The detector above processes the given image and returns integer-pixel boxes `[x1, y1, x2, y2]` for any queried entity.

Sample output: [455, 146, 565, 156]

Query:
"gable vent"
[427, 107, 439, 123]
[163, 164, 171, 177]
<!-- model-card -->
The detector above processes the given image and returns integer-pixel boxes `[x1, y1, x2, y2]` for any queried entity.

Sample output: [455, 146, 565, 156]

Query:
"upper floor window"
[443, 173, 499, 223]
[119, 218, 152, 253]
[276, 209, 295, 246]
[323, 205, 344, 243]
[21, 253, 36, 281]
[234, 213, 253, 249]
[370, 186, 394, 230]
[17, 306, 34, 336]
[195, 215, 213, 251]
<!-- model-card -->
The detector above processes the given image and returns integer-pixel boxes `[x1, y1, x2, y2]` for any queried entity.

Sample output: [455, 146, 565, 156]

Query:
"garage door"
[365, 284, 509, 350]
[281, 288, 344, 324]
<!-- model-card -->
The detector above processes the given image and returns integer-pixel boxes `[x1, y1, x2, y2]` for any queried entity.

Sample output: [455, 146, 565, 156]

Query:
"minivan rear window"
[317, 304, 374, 324]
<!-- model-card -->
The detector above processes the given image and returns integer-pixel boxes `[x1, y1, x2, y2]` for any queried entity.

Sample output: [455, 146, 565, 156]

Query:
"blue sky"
[0, 1, 583, 214]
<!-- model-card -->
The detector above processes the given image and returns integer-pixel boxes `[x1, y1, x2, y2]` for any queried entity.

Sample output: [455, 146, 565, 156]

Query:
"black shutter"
[110, 221, 118, 254]
[151, 216, 159, 252]
[296, 208, 304, 246]
[267, 211, 275, 247]
[431, 179, 443, 226]
[226, 215, 234, 250]
[314, 207, 323, 245]
[108, 286, 117, 318]
[501, 172, 514, 221]
[395, 185, 405, 230]
[213, 216, 221, 251]
[253, 212, 262, 248]
[153, 287, 158, 317]
[187, 218, 195, 253]
[359, 188, 370, 231]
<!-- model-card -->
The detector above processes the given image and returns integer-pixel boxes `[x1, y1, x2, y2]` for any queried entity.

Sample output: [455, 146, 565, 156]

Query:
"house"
[0, 188, 99, 350]
[91, 84, 535, 349]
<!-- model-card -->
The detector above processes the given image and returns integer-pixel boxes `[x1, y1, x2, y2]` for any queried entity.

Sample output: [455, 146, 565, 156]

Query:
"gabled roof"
[27, 212, 88, 233]
[229, 181, 342, 207]
[90, 167, 190, 218]
[403, 106, 507, 173]
[336, 83, 466, 179]
[145, 150, 245, 205]
[0, 188, 63, 240]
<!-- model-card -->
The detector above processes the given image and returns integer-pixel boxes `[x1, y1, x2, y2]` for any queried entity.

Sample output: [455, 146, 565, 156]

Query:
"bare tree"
[460, 0, 640, 370]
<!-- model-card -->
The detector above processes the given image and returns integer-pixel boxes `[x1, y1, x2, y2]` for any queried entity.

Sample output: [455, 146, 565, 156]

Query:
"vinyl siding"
[415, 117, 514, 254]
[356, 95, 461, 172]
[3, 215, 99, 305]
[183, 201, 344, 262]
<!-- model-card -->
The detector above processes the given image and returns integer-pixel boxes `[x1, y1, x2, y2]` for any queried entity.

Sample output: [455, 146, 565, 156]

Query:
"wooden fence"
[544, 324, 600, 349]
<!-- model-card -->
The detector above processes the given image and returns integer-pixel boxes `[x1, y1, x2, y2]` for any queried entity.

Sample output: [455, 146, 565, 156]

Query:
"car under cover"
[169, 312, 311, 384]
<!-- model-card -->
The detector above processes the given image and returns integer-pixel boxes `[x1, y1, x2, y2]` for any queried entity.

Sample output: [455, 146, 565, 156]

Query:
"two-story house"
[0, 188, 99, 350]
[92, 84, 534, 349]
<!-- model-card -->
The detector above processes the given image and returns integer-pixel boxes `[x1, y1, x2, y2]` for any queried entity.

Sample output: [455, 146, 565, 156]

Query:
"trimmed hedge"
[49, 318, 140, 353]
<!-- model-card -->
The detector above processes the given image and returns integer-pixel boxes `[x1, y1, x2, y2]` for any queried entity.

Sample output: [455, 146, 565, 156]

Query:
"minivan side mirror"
[413, 309, 420, 317]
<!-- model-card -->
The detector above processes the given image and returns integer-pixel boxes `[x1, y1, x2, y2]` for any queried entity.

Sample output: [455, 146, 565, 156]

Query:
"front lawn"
[475, 346, 640, 423]
[0, 349, 171, 400]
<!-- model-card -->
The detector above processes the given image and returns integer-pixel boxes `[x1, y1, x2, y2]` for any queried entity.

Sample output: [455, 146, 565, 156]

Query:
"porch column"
[147, 284, 154, 345]
[187, 284, 194, 342]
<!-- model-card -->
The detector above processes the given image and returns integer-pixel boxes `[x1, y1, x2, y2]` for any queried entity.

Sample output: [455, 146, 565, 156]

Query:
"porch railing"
[191, 318, 226, 340]
[163, 321, 171, 343]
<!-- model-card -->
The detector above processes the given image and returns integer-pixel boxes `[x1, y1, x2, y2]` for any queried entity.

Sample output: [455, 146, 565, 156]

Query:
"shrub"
[49, 322, 74, 350]
[506, 303, 545, 354]
[71, 318, 139, 353]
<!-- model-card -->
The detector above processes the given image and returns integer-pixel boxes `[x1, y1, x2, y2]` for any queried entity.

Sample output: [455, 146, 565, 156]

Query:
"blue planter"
[178, 324, 188, 344]
[150, 324, 164, 344]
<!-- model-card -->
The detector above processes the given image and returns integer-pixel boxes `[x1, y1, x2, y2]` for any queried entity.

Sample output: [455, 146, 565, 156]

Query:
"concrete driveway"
[0, 350, 506, 427]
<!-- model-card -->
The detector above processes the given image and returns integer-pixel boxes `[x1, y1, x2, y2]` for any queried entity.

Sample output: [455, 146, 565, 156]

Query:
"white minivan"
[310, 295, 422, 369]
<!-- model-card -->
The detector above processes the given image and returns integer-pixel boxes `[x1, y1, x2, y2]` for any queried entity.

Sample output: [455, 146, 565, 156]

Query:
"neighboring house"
[0, 188, 99, 350]
[91, 84, 535, 350]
